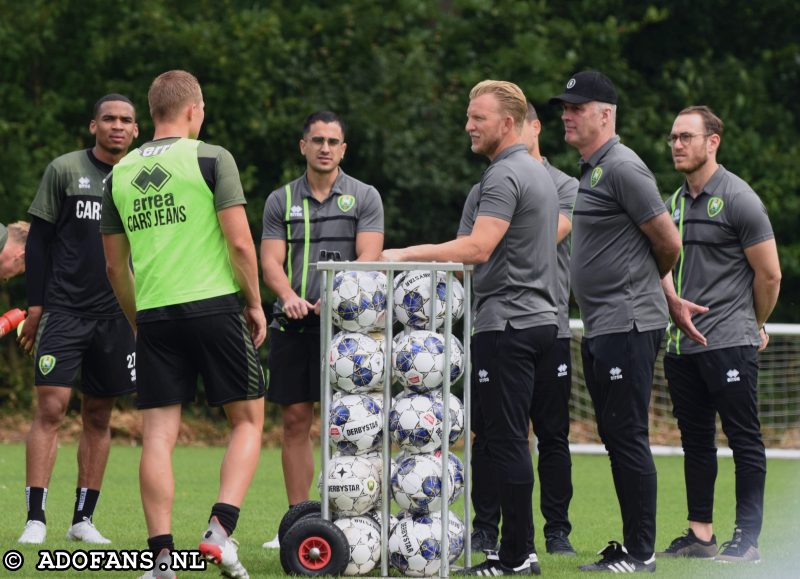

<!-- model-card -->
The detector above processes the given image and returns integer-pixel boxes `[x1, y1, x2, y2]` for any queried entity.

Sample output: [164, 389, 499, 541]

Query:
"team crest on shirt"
[707, 196, 724, 218]
[39, 355, 56, 376]
[337, 194, 356, 213]
[590, 167, 603, 187]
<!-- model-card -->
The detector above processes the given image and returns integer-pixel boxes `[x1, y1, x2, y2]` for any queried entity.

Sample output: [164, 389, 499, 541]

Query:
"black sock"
[147, 534, 175, 555]
[210, 503, 240, 537]
[26, 487, 48, 524]
[72, 488, 100, 525]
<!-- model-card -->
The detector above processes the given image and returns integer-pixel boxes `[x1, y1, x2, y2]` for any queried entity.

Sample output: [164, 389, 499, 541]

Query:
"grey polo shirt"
[262, 169, 384, 319]
[0, 223, 7, 253]
[456, 144, 558, 333]
[570, 136, 669, 338]
[665, 165, 774, 355]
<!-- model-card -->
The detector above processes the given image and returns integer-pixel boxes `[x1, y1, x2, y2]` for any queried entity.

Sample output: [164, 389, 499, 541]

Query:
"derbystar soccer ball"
[391, 453, 455, 514]
[329, 331, 385, 393]
[365, 508, 400, 535]
[393, 270, 465, 330]
[430, 390, 465, 446]
[388, 517, 443, 576]
[329, 394, 383, 455]
[334, 515, 382, 575]
[431, 450, 465, 500]
[319, 454, 380, 516]
[331, 271, 387, 333]
[410, 510, 465, 564]
[392, 331, 465, 393]
[389, 391, 461, 454]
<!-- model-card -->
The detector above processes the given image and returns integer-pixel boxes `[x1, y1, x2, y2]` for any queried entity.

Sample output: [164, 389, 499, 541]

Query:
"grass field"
[0, 443, 798, 578]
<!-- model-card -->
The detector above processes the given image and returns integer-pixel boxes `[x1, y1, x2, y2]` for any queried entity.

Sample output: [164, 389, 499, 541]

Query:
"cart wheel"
[278, 500, 322, 544]
[280, 517, 349, 576]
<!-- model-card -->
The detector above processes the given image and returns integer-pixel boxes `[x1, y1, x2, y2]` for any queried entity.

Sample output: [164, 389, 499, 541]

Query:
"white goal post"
[565, 321, 800, 459]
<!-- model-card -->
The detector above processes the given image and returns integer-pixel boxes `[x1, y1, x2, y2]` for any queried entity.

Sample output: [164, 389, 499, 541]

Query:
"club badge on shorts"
[39, 355, 56, 375]
[707, 196, 724, 218]
[590, 166, 603, 188]
[337, 194, 356, 213]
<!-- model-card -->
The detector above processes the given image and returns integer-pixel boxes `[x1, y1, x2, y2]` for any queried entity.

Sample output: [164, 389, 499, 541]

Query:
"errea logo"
[727, 369, 741, 383]
[610, 367, 623, 381]
[290, 205, 303, 218]
[557, 363, 568, 377]
[478, 369, 489, 383]
[78, 177, 91, 189]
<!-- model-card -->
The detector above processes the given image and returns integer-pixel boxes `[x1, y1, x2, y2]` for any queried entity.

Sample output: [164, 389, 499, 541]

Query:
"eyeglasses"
[667, 132, 711, 146]
[307, 136, 342, 147]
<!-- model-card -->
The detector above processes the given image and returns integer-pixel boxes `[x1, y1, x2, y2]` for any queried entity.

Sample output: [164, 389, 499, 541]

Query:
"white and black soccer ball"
[329, 331, 385, 393]
[329, 394, 383, 455]
[391, 453, 455, 514]
[331, 271, 387, 333]
[431, 450, 465, 500]
[388, 517, 443, 577]
[392, 331, 465, 393]
[365, 508, 400, 535]
[410, 510, 465, 564]
[334, 515, 382, 575]
[319, 454, 380, 516]
[393, 270, 465, 330]
[430, 390, 465, 446]
[389, 392, 442, 454]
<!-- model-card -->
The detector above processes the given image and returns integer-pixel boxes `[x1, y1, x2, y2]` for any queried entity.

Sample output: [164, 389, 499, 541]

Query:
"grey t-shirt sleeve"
[609, 161, 667, 225]
[732, 191, 774, 248]
[28, 162, 62, 224]
[356, 187, 384, 233]
[557, 175, 578, 219]
[99, 174, 125, 233]
[211, 147, 246, 211]
[457, 183, 481, 236]
[261, 189, 287, 240]
[476, 165, 516, 222]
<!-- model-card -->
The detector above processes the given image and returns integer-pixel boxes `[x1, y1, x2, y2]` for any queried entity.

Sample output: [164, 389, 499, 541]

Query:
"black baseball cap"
[549, 71, 618, 105]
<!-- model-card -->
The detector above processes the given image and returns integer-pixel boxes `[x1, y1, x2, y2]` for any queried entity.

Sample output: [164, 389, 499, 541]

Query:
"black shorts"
[266, 329, 321, 405]
[136, 313, 265, 409]
[34, 311, 136, 397]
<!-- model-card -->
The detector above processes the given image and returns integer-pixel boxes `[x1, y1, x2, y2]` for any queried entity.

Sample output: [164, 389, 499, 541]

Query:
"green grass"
[0, 443, 798, 577]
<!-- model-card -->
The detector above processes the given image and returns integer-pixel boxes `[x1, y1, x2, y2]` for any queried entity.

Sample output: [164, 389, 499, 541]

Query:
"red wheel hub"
[298, 535, 333, 569]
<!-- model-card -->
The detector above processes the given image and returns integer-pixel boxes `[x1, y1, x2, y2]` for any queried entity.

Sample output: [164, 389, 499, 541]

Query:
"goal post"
[566, 320, 800, 458]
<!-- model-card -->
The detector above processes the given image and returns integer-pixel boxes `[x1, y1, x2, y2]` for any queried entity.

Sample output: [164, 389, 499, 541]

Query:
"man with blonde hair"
[0, 221, 29, 282]
[102, 70, 266, 579]
[383, 79, 559, 575]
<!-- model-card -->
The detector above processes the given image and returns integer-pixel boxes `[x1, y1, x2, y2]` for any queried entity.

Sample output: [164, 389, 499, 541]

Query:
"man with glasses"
[260, 111, 384, 548]
[549, 71, 681, 573]
[658, 106, 780, 563]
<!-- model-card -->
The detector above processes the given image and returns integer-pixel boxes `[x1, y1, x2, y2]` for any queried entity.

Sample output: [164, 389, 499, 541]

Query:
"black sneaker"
[471, 528, 500, 552]
[579, 541, 655, 573]
[546, 532, 577, 556]
[463, 557, 533, 576]
[657, 529, 717, 558]
[485, 550, 542, 576]
[714, 528, 761, 563]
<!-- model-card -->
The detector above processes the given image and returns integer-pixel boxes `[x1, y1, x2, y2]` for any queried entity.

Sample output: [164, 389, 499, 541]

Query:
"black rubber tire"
[280, 517, 349, 576]
[278, 500, 322, 544]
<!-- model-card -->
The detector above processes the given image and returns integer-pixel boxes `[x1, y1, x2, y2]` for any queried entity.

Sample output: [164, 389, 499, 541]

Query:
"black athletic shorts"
[34, 311, 136, 397]
[136, 312, 265, 409]
[266, 329, 321, 405]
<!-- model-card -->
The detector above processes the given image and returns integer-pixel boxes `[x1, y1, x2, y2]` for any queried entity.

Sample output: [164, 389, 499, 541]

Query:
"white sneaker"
[199, 516, 249, 579]
[19, 520, 46, 544]
[137, 548, 175, 579]
[66, 517, 112, 544]
[262, 533, 280, 549]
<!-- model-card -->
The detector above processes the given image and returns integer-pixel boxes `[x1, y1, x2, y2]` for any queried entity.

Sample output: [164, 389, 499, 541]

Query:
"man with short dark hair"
[384, 79, 560, 576]
[18, 94, 138, 546]
[658, 105, 780, 564]
[260, 110, 384, 548]
[550, 71, 681, 573]
[0, 221, 29, 283]
[102, 70, 266, 579]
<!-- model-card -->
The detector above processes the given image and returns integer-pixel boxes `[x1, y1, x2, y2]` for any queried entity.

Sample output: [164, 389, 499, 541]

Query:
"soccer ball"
[365, 508, 400, 535]
[320, 454, 380, 516]
[410, 510, 465, 564]
[329, 332, 385, 393]
[331, 271, 387, 333]
[388, 517, 443, 576]
[431, 450, 465, 500]
[391, 453, 455, 514]
[393, 270, 465, 330]
[329, 394, 383, 455]
[430, 390, 465, 446]
[389, 391, 459, 454]
[392, 331, 465, 393]
[334, 515, 382, 575]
